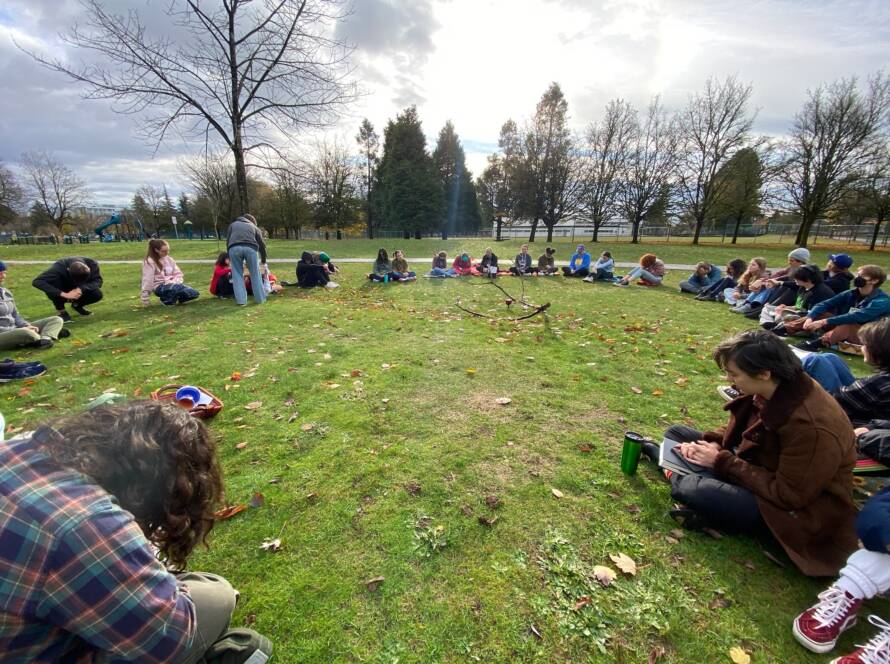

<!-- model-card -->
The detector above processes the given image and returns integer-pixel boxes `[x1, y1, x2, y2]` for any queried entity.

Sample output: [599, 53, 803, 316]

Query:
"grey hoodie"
[226, 217, 267, 263]
[0, 287, 28, 331]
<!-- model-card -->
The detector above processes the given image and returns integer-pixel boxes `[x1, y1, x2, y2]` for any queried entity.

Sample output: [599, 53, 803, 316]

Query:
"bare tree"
[618, 98, 679, 244]
[306, 139, 358, 238]
[0, 161, 26, 223]
[477, 154, 512, 241]
[675, 76, 757, 244]
[778, 73, 890, 247]
[271, 166, 310, 239]
[20, 151, 89, 233]
[356, 119, 379, 239]
[180, 153, 238, 240]
[862, 141, 890, 251]
[582, 99, 636, 242]
[23, 0, 357, 214]
[133, 184, 166, 234]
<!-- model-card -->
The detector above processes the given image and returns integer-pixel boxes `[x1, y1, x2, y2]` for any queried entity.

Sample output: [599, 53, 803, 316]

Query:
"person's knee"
[179, 572, 238, 617]
[664, 425, 694, 442]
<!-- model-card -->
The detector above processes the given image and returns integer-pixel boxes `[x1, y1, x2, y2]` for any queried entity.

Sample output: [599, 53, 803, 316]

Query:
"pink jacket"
[141, 256, 184, 304]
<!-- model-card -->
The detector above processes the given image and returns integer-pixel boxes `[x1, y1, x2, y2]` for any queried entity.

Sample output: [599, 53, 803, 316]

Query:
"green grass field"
[3, 241, 887, 663]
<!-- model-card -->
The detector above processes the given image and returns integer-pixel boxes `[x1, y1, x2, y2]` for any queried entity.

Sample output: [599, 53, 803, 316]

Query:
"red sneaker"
[830, 615, 890, 663]
[793, 587, 862, 653]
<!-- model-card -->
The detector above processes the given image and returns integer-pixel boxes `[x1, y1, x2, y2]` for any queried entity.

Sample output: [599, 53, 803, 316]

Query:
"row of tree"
[474, 73, 890, 249]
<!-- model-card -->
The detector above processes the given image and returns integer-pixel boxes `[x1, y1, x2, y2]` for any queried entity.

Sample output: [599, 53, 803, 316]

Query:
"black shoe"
[714, 294, 725, 302]
[670, 508, 706, 531]
[72, 305, 91, 316]
[744, 306, 763, 320]
[795, 338, 823, 352]
[772, 325, 788, 337]
[641, 441, 660, 463]
[58, 328, 71, 339]
[30, 338, 53, 349]
[58, 311, 73, 323]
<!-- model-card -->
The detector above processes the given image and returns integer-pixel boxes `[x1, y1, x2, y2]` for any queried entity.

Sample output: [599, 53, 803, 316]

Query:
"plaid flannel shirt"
[0, 427, 195, 663]
[834, 372, 890, 426]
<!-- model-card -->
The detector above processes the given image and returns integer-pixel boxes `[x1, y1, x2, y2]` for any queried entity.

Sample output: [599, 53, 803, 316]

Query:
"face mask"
[853, 276, 868, 288]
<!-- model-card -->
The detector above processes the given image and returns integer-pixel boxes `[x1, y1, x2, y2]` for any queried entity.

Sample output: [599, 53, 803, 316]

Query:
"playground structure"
[93, 212, 146, 242]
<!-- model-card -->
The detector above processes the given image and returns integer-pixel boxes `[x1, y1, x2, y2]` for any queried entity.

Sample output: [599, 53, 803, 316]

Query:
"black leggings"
[664, 425, 768, 535]
[49, 288, 103, 311]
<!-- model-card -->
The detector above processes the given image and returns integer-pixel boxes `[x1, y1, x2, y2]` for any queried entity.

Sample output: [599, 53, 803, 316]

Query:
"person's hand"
[803, 318, 828, 331]
[25, 325, 39, 334]
[61, 289, 79, 301]
[775, 304, 786, 314]
[854, 426, 870, 437]
[679, 441, 720, 468]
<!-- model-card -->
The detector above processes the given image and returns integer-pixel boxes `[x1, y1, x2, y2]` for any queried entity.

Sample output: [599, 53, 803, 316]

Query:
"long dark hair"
[40, 401, 223, 569]
[727, 258, 746, 279]
[376, 248, 389, 263]
[215, 252, 229, 267]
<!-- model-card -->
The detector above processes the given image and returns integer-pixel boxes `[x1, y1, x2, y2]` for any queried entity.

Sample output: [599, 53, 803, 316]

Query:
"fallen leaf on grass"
[405, 482, 422, 496]
[132, 387, 142, 397]
[551, 488, 564, 499]
[651, 389, 664, 396]
[478, 515, 498, 527]
[609, 553, 637, 576]
[305, 492, 318, 504]
[260, 538, 282, 552]
[465, 368, 477, 376]
[630, 386, 643, 394]
[350, 369, 362, 377]
[230, 371, 242, 381]
[213, 504, 247, 520]
[708, 597, 731, 610]
[761, 548, 787, 568]
[249, 492, 265, 508]
[729, 647, 751, 664]
[529, 625, 543, 641]
[300, 423, 315, 431]
[284, 398, 296, 406]
[244, 401, 262, 410]
[648, 646, 666, 663]
[626, 504, 641, 514]
[100, 328, 129, 338]
[485, 495, 502, 509]
[573, 596, 591, 611]
[364, 576, 385, 592]
[494, 397, 512, 405]
[593, 565, 617, 587]
[288, 413, 299, 423]
[16, 387, 30, 397]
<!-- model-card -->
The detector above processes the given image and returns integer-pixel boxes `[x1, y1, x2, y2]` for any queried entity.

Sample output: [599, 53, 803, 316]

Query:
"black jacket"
[32, 257, 103, 298]
[799, 282, 835, 312]
[823, 270, 853, 295]
[479, 253, 498, 269]
[296, 251, 329, 288]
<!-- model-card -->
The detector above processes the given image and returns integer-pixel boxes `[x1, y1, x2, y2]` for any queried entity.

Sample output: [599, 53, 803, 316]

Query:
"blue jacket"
[593, 257, 614, 272]
[808, 288, 890, 327]
[857, 484, 890, 553]
[569, 252, 591, 271]
[687, 265, 722, 288]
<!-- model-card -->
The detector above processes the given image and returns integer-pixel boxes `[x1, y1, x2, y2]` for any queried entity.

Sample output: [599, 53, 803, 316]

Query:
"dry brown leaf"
[260, 538, 282, 552]
[249, 492, 265, 508]
[551, 488, 564, 499]
[484, 495, 502, 509]
[702, 527, 723, 540]
[630, 386, 643, 394]
[729, 647, 751, 664]
[213, 504, 247, 520]
[670, 529, 685, 540]
[648, 646, 666, 664]
[609, 553, 637, 576]
[364, 576, 385, 592]
[529, 624, 542, 641]
[578, 443, 593, 453]
[288, 413, 299, 424]
[708, 597, 731, 610]
[494, 397, 512, 405]
[593, 565, 617, 587]
[244, 401, 262, 410]
[573, 595, 591, 611]
[235, 442, 248, 450]
[300, 423, 314, 431]
[478, 515, 498, 527]
[651, 389, 664, 396]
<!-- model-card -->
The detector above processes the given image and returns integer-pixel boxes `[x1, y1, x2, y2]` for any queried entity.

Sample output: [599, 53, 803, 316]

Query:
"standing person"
[225, 213, 266, 306]
[538, 246, 558, 275]
[615, 253, 665, 286]
[140, 239, 199, 306]
[679, 261, 722, 294]
[0, 401, 272, 663]
[562, 244, 591, 277]
[32, 256, 103, 322]
[390, 250, 416, 281]
[696, 258, 746, 301]
[823, 253, 855, 294]
[584, 250, 615, 282]
[787, 265, 890, 351]
[428, 251, 456, 278]
[209, 252, 235, 298]
[368, 248, 391, 282]
[510, 244, 535, 276]
[0, 261, 64, 350]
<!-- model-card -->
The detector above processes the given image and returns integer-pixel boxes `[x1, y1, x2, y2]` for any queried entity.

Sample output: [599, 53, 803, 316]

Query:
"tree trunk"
[870, 215, 885, 251]
[403, 230, 410, 240]
[495, 217, 502, 242]
[631, 218, 641, 244]
[591, 220, 599, 243]
[336, 230, 342, 240]
[795, 214, 815, 247]
[731, 213, 743, 244]
[528, 218, 539, 242]
[414, 230, 421, 240]
[546, 224, 554, 243]
[441, 230, 448, 240]
[232, 135, 250, 215]
[692, 217, 703, 245]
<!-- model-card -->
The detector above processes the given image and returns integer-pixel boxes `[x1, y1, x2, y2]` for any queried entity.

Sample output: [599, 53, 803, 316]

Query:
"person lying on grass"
[537, 246, 558, 275]
[428, 251, 457, 278]
[141, 239, 200, 307]
[759, 265, 834, 332]
[614, 253, 665, 287]
[390, 250, 416, 281]
[656, 329, 857, 577]
[695, 258, 746, 301]
[724, 257, 767, 306]
[509, 244, 535, 276]
[209, 252, 234, 298]
[368, 248, 392, 282]
[0, 260, 64, 350]
[0, 401, 272, 663]
[678, 261, 722, 294]
[792, 484, 890, 661]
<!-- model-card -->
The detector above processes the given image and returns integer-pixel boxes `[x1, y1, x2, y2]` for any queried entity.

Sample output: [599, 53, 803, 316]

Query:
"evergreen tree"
[356, 119, 379, 238]
[433, 121, 481, 238]
[709, 147, 763, 244]
[373, 106, 444, 238]
[178, 192, 191, 218]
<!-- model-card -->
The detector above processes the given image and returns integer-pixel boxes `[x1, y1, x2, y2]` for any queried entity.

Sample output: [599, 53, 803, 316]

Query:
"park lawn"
[1, 237, 888, 272]
[2, 258, 886, 663]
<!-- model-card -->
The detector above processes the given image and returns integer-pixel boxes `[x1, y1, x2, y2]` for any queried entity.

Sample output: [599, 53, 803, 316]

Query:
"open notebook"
[658, 438, 715, 478]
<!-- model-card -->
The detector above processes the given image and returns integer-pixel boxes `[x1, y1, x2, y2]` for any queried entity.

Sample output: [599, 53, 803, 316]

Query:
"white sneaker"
[582, 276, 594, 283]
[325, 281, 339, 289]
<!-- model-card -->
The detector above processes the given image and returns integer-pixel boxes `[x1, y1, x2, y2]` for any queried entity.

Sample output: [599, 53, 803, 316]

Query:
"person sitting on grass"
[390, 249, 416, 281]
[562, 244, 591, 277]
[32, 256, 103, 322]
[428, 251, 456, 278]
[724, 258, 767, 306]
[368, 248, 392, 282]
[140, 239, 199, 307]
[695, 258, 746, 301]
[297, 251, 338, 288]
[246, 265, 283, 296]
[510, 244, 535, 276]
[659, 330, 857, 577]
[475, 247, 499, 277]
[792, 484, 890, 661]
[0, 260, 64, 350]
[583, 250, 614, 282]
[760, 265, 834, 333]
[452, 252, 473, 276]
[824, 253, 855, 295]
[679, 261, 722, 294]
[0, 400, 273, 663]
[538, 246, 558, 275]
[615, 253, 665, 287]
[209, 252, 234, 298]
[730, 247, 810, 315]
[783, 265, 890, 352]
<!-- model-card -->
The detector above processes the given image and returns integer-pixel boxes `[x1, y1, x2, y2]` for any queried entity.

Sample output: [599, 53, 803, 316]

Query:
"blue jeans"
[803, 353, 856, 393]
[229, 245, 265, 305]
[429, 267, 455, 277]
[744, 288, 771, 305]
[154, 283, 199, 305]
[625, 267, 662, 284]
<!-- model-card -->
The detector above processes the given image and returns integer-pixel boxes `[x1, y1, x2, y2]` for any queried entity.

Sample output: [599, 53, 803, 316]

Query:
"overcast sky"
[1, 0, 888, 207]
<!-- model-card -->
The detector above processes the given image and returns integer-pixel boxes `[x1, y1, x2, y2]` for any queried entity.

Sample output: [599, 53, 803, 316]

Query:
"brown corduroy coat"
[704, 374, 858, 577]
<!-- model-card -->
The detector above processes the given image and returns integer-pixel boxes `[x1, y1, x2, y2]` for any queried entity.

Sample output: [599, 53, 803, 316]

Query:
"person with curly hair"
[0, 401, 272, 664]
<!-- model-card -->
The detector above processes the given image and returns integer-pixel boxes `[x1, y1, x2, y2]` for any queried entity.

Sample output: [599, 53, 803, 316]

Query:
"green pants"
[0, 317, 64, 350]
[174, 572, 272, 664]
